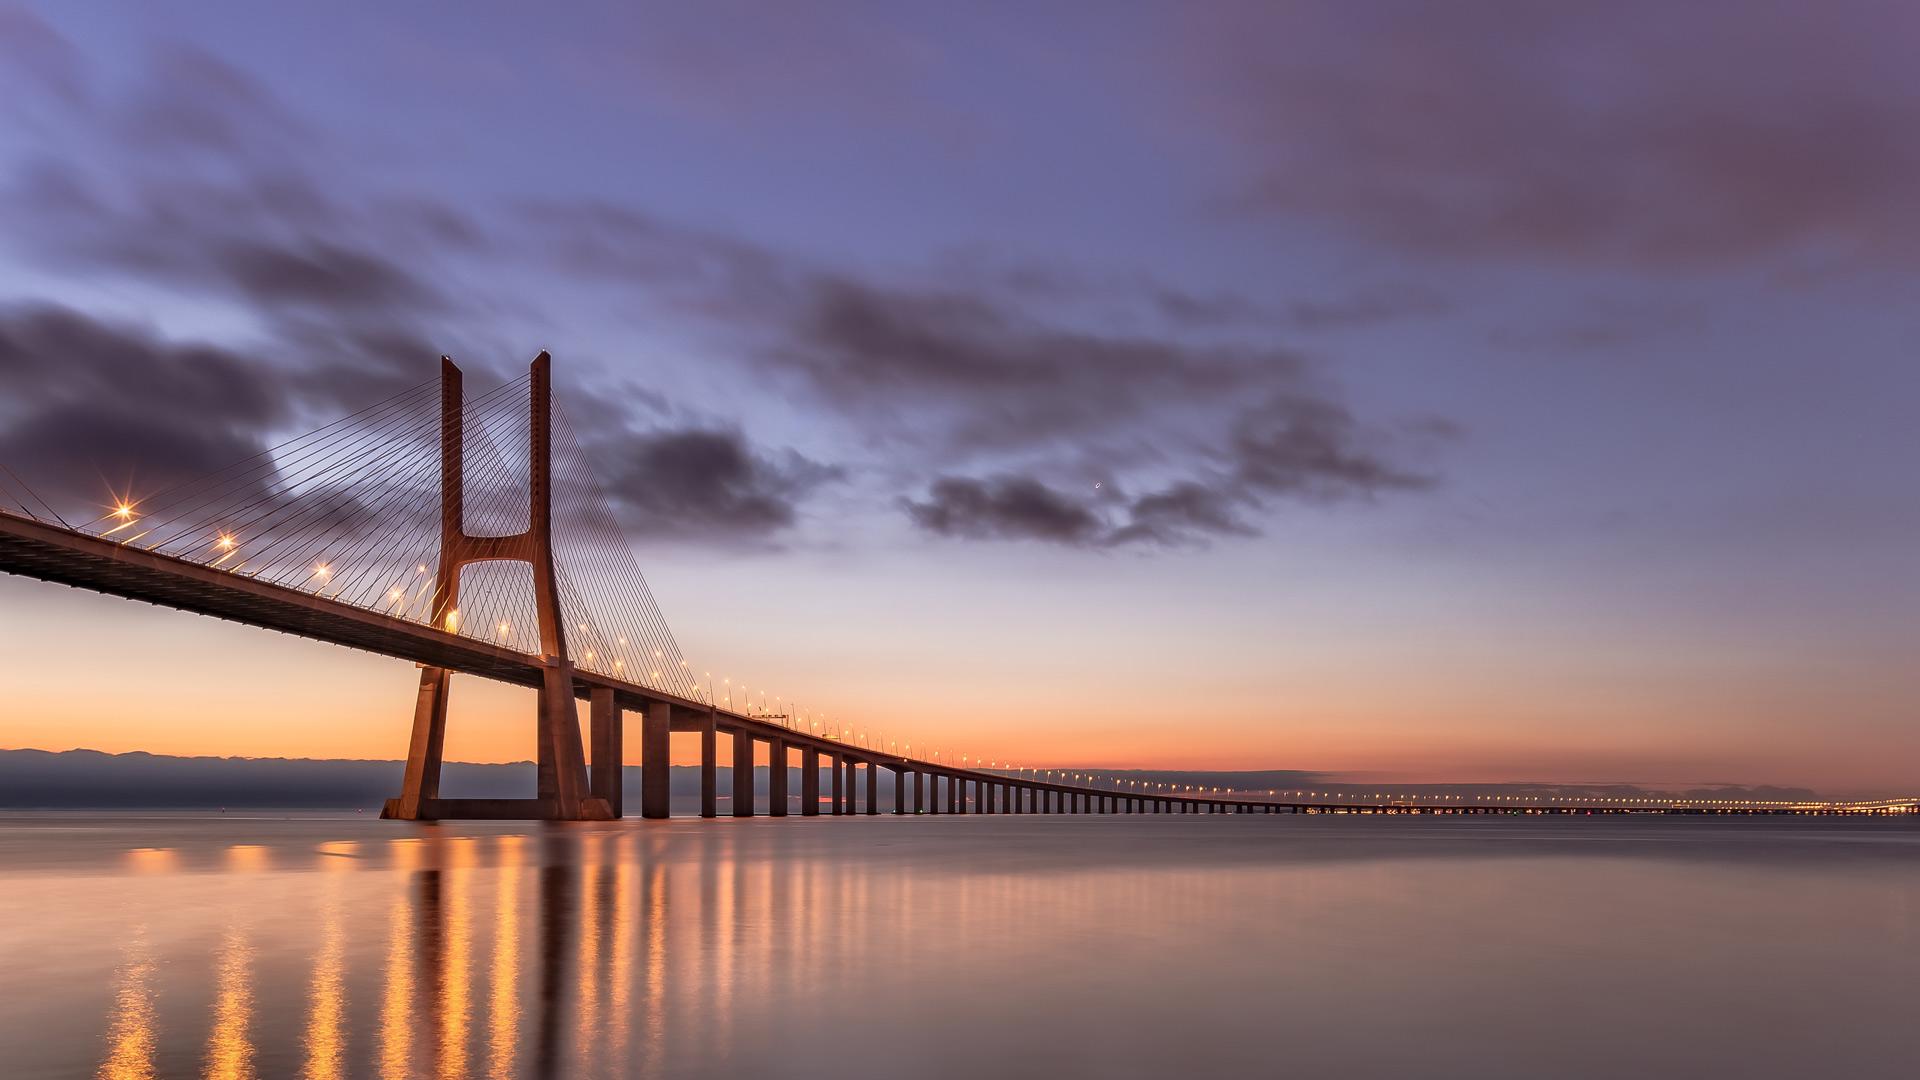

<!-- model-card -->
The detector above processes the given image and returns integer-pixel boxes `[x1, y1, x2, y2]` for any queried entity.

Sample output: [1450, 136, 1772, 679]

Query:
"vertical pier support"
[639, 700, 669, 819]
[830, 753, 844, 815]
[769, 739, 788, 817]
[384, 665, 450, 820]
[802, 748, 821, 816]
[732, 733, 755, 817]
[590, 687, 624, 818]
[700, 707, 717, 819]
[541, 662, 597, 819]
[865, 760, 879, 816]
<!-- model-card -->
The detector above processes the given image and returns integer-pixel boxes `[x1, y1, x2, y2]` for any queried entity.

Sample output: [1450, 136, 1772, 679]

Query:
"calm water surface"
[2, 812, 1917, 1078]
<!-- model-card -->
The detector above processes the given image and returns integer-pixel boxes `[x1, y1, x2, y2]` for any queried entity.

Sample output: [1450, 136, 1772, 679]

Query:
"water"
[3, 813, 1917, 1079]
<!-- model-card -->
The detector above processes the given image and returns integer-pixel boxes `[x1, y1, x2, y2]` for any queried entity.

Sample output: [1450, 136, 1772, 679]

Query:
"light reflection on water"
[1, 814, 1918, 1079]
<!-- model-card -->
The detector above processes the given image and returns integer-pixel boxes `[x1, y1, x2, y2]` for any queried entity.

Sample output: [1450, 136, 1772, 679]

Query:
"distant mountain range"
[0, 749, 1820, 808]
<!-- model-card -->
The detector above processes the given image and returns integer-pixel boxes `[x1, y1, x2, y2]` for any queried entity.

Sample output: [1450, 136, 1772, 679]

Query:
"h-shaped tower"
[382, 353, 614, 821]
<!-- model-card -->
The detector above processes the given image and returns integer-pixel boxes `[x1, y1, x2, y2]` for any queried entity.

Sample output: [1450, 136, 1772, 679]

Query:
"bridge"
[1, 355, 1910, 821]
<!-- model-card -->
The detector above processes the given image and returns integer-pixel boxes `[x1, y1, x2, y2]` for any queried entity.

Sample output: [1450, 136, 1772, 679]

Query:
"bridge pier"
[802, 747, 821, 816]
[866, 760, 879, 815]
[592, 687, 626, 818]
[769, 738, 789, 817]
[732, 731, 754, 817]
[700, 707, 718, 818]
[830, 753, 844, 815]
[384, 665, 450, 820]
[639, 698, 668, 820]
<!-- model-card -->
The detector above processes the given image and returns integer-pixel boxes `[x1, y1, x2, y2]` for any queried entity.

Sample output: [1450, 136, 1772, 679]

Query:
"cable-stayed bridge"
[0, 355, 1910, 820]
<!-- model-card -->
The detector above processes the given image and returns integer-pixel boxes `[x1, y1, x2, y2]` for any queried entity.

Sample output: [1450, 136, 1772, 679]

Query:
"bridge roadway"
[3, 510, 1911, 820]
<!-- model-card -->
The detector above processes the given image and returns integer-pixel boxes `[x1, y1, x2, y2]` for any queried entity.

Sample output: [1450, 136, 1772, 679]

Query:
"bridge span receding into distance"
[1, 354, 1911, 822]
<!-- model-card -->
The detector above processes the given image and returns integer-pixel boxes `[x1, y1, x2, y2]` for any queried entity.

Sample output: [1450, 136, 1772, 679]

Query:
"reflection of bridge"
[2, 355, 1912, 820]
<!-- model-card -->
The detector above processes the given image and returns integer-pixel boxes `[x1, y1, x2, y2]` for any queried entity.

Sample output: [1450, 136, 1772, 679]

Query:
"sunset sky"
[0, 2, 1915, 793]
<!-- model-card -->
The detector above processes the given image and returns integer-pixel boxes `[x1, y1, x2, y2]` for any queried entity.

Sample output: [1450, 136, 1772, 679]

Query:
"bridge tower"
[382, 354, 614, 821]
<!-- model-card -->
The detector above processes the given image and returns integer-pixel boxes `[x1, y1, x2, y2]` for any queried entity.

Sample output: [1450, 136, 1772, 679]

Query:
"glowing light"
[218, 535, 235, 549]
[446, 610, 459, 631]
[315, 565, 330, 577]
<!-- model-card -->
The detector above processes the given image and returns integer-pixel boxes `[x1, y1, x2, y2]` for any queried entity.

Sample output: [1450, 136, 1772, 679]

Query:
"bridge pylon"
[382, 354, 614, 822]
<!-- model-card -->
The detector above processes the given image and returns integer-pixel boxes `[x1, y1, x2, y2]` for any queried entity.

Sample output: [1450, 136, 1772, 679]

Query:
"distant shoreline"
[0, 748, 1828, 808]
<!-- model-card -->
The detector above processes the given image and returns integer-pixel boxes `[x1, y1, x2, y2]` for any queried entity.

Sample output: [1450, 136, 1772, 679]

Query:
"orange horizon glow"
[2, 572, 1914, 797]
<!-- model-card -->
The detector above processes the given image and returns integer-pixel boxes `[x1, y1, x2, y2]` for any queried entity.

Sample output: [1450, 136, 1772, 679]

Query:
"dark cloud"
[1157, 283, 1449, 332]
[903, 394, 1435, 548]
[1179, 0, 1920, 268]
[1106, 482, 1251, 547]
[780, 276, 1281, 450]
[594, 426, 841, 540]
[904, 475, 1105, 544]
[0, 304, 290, 514]
[1227, 396, 1431, 499]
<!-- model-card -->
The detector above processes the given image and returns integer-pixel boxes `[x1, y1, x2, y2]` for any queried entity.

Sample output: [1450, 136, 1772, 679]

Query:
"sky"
[0, 1, 1915, 793]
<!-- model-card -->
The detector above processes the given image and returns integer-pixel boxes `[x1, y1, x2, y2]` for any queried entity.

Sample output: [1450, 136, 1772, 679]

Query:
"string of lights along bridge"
[0, 354, 1911, 820]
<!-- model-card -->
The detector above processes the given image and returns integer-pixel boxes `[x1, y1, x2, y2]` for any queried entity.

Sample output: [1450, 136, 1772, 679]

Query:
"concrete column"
[802, 747, 821, 816]
[830, 753, 844, 815]
[540, 662, 593, 819]
[535, 683, 556, 801]
[913, 771, 924, 814]
[866, 760, 879, 815]
[732, 732, 755, 817]
[700, 707, 717, 818]
[768, 738, 788, 817]
[892, 767, 907, 815]
[590, 687, 620, 816]
[640, 699, 670, 820]
[387, 665, 450, 819]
